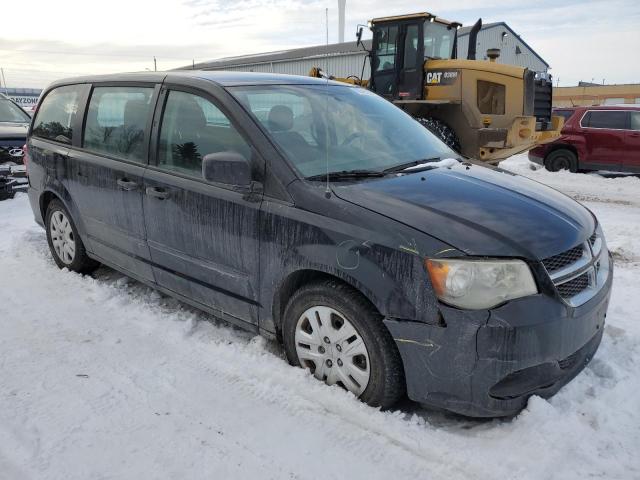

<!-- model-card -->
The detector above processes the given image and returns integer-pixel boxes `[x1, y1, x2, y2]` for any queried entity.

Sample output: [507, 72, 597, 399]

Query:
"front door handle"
[117, 178, 138, 191]
[146, 186, 170, 200]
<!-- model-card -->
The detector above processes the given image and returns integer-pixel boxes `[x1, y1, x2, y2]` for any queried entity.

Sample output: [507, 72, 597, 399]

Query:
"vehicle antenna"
[324, 7, 331, 199]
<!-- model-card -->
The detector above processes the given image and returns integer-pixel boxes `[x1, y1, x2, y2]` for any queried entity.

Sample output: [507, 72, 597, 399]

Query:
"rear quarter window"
[32, 85, 83, 145]
[581, 110, 628, 130]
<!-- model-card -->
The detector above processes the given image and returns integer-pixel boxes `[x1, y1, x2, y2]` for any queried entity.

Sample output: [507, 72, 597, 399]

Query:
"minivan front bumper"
[384, 254, 613, 417]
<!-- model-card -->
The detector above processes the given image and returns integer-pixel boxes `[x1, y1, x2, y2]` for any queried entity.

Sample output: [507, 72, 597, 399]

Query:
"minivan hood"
[332, 163, 595, 260]
[0, 122, 29, 139]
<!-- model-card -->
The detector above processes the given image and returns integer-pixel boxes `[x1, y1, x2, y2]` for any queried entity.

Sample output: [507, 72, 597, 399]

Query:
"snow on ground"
[1, 154, 639, 479]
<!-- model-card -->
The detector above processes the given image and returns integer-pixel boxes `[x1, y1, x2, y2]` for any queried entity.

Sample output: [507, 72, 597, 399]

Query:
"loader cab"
[369, 13, 458, 101]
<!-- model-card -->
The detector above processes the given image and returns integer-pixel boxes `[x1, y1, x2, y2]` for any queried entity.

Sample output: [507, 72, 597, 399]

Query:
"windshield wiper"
[383, 157, 441, 173]
[306, 169, 387, 181]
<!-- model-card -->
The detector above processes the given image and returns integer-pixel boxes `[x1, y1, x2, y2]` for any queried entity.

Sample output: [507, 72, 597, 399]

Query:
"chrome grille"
[542, 228, 609, 307]
[556, 272, 590, 298]
[542, 245, 584, 272]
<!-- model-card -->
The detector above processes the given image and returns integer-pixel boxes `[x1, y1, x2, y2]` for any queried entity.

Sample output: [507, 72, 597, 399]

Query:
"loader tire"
[416, 117, 462, 153]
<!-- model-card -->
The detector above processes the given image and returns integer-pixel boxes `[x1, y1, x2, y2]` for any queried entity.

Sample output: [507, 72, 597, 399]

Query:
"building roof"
[186, 20, 548, 71]
[457, 22, 502, 36]
[3, 87, 42, 95]
[457, 21, 549, 68]
[188, 41, 371, 71]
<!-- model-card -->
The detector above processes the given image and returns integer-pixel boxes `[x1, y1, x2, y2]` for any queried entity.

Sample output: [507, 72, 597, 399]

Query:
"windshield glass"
[424, 22, 456, 59]
[228, 85, 454, 178]
[0, 98, 31, 123]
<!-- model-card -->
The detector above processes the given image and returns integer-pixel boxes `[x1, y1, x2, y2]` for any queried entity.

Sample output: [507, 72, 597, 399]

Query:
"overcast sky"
[1, 0, 638, 89]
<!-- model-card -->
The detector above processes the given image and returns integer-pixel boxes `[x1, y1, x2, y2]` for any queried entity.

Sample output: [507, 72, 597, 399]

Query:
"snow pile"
[1, 156, 639, 479]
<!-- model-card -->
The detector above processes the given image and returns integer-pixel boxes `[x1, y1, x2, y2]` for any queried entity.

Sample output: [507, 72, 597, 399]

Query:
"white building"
[456, 22, 549, 74]
[188, 22, 548, 78]
[190, 41, 371, 79]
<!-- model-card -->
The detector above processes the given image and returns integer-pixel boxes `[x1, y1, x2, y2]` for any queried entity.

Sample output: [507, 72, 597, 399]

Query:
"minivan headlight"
[425, 258, 537, 309]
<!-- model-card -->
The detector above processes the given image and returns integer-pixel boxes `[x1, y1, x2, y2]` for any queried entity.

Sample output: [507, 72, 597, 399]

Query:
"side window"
[585, 111, 627, 130]
[630, 112, 640, 131]
[477, 80, 506, 115]
[158, 90, 251, 177]
[83, 86, 154, 163]
[403, 24, 419, 69]
[374, 25, 398, 72]
[32, 85, 82, 144]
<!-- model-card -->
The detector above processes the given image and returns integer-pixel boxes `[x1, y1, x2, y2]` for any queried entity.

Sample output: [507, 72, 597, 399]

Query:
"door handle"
[146, 186, 170, 200]
[117, 178, 138, 191]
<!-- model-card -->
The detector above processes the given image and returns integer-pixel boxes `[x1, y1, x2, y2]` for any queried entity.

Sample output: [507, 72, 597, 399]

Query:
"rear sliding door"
[69, 83, 160, 281]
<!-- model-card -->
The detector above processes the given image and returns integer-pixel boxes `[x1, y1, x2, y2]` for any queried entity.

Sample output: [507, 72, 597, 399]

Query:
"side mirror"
[356, 26, 363, 47]
[202, 151, 251, 186]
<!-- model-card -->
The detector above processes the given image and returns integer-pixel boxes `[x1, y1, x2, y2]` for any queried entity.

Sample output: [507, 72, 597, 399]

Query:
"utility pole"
[192, 59, 195, 70]
[154, 57, 157, 72]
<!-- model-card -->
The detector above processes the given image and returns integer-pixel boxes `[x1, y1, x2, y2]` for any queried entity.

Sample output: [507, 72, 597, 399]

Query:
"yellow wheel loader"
[310, 13, 562, 163]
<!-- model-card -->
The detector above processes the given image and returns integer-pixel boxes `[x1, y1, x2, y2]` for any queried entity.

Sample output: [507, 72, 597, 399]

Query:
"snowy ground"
[1, 154, 639, 479]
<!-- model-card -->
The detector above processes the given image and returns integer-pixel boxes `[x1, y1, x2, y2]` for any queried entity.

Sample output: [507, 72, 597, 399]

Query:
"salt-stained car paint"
[26, 72, 612, 417]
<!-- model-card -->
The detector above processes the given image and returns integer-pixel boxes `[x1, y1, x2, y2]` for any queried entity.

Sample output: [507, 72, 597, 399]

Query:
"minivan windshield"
[0, 98, 31, 123]
[228, 84, 455, 178]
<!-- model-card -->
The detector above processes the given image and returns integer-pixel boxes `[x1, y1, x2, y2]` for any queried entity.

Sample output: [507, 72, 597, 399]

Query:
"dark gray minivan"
[26, 72, 613, 417]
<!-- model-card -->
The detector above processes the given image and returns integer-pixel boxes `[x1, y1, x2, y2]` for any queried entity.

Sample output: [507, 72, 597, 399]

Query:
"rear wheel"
[45, 199, 99, 274]
[416, 117, 461, 153]
[544, 149, 578, 172]
[282, 280, 405, 408]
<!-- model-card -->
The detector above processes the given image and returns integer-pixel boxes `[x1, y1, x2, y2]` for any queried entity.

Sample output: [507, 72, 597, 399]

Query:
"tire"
[544, 149, 578, 173]
[416, 117, 462, 153]
[282, 280, 405, 409]
[45, 199, 99, 274]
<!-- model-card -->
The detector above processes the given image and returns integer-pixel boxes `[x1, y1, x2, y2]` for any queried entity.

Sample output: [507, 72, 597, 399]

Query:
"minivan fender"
[39, 182, 89, 240]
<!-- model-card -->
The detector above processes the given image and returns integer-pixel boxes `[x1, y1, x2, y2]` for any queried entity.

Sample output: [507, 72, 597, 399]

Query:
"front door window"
[157, 90, 251, 178]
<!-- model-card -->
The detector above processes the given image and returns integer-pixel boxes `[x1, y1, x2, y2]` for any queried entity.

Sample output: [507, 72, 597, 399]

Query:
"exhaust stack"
[487, 48, 501, 62]
[467, 18, 482, 60]
[338, 0, 346, 43]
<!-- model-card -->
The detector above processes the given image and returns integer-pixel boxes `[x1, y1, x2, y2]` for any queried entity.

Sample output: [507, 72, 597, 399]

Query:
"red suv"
[528, 105, 640, 173]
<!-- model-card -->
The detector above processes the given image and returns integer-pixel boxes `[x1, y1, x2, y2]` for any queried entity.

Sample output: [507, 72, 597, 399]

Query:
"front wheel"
[282, 280, 405, 408]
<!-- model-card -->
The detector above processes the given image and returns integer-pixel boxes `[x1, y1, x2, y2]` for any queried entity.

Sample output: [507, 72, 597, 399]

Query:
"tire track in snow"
[2, 192, 640, 480]
[1, 218, 481, 479]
